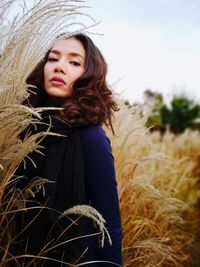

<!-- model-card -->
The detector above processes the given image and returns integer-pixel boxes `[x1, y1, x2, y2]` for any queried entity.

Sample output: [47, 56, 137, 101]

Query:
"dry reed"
[151, 129, 200, 266]
[106, 100, 196, 266]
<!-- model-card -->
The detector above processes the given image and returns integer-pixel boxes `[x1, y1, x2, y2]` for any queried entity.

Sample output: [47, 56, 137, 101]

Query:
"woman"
[14, 33, 122, 266]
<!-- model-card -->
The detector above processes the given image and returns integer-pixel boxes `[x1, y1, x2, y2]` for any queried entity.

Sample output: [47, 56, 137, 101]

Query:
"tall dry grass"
[106, 100, 198, 266]
[151, 130, 200, 267]
[151, 130, 200, 206]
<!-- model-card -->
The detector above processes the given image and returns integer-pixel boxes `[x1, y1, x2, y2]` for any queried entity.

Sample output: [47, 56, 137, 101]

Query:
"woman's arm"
[81, 125, 122, 266]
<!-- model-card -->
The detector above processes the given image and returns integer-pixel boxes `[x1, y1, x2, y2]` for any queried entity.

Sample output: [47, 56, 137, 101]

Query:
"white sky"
[7, 0, 200, 104]
[85, 0, 200, 104]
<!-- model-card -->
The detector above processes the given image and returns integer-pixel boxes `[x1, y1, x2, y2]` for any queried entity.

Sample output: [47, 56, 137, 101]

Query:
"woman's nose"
[54, 61, 65, 74]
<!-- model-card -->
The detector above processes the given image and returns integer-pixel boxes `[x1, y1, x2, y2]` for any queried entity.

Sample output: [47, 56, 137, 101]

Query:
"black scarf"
[13, 98, 89, 266]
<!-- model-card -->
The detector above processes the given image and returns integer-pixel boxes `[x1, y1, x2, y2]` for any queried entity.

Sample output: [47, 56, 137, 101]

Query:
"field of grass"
[107, 101, 200, 267]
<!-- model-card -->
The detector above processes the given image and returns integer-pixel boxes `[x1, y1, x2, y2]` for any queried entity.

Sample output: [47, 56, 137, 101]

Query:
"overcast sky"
[8, 0, 200, 104]
[85, 0, 200, 104]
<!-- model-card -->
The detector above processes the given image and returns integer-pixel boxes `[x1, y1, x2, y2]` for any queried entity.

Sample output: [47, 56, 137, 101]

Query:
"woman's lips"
[50, 77, 66, 86]
[50, 80, 65, 86]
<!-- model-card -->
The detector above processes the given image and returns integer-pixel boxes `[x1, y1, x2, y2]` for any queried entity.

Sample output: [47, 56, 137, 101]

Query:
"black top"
[13, 99, 122, 266]
[80, 125, 122, 265]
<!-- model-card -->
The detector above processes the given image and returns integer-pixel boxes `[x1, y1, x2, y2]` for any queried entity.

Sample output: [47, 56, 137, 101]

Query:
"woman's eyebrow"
[49, 49, 60, 55]
[49, 50, 84, 59]
[70, 52, 84, 60]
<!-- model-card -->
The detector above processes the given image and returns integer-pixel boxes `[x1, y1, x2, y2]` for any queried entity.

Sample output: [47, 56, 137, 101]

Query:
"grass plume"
[106, 99, 196, 266]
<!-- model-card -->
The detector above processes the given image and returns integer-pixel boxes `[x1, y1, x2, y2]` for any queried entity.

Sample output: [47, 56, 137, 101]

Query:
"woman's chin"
[44, 87, 72, 98]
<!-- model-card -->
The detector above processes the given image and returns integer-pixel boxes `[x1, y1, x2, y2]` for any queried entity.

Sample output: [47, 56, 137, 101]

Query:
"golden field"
[107, 101, 200, 267]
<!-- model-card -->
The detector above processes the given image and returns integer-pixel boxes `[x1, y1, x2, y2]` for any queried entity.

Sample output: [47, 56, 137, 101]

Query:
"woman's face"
[44, 38, 85, 98]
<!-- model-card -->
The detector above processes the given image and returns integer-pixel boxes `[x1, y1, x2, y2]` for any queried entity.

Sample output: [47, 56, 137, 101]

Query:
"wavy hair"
[26, 33, 118, 130]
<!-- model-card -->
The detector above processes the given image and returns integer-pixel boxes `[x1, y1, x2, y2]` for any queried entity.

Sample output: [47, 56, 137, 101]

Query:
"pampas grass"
[63, 205, 112, 248]
[151, 130, 200, 204]
[106, 100, 196, 266]
[151, 129, 200, 266]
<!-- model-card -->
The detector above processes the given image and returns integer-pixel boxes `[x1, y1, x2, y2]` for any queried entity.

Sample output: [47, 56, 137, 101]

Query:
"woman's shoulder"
[81, 124, 105, 136]
[80, 125, 110, 147]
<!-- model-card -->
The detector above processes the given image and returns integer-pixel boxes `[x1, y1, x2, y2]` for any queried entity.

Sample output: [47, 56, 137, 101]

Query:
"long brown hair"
[26, 33, 118, 130]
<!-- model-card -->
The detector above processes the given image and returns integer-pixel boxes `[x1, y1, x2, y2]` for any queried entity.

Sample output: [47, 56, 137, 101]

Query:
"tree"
[160, 96, 200, 133]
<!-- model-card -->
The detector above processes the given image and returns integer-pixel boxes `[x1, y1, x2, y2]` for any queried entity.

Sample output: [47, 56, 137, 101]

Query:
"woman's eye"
[48, 57, 58, 62]
[70, 61, 80, 66]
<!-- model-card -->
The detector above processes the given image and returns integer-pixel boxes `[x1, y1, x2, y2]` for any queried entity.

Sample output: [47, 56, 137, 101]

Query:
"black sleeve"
[81, 126, 122, 266]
